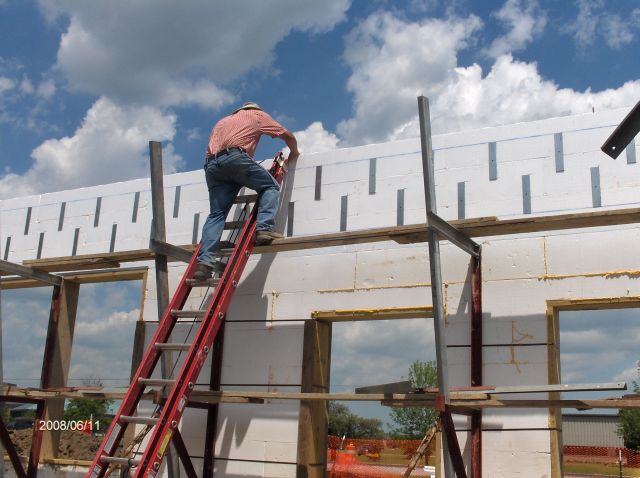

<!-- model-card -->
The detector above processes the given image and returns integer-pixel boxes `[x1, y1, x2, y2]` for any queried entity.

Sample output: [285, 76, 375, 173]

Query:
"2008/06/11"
[37, 419, 99, 431]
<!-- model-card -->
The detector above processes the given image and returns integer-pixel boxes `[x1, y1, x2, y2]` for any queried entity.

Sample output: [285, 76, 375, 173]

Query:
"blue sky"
[0, 0, 639, 198]
[1, 0, 640, 427]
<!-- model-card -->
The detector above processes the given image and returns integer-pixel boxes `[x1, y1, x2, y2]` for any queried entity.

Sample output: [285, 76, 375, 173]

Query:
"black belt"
[207, 147, 245, 161]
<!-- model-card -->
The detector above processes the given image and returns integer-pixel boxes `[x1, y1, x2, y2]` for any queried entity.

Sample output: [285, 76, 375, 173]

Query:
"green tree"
[618, 369, 640, 451]
[63, 378, 113, 433]
[328, 402, 385, 438]
[389, 360, 438, 439]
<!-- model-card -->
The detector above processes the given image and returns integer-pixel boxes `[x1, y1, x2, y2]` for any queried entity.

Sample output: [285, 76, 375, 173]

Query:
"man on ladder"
[195, 101, 300, 281]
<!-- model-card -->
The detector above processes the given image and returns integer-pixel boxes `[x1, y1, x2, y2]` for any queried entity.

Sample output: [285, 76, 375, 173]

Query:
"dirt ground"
[9, 429, 103, 461]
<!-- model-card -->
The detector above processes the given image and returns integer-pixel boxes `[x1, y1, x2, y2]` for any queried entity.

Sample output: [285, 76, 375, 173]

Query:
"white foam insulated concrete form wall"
[1, 107, 639, 478]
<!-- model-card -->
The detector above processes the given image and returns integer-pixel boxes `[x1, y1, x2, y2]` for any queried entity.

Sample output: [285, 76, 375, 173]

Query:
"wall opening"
[330, 318, 437, 471]
[0, 270, 146, 462]
[549, 299, 640, 477]
[298, 306, 439, 478]
[67, 280, 143, 390]
[1, 286, 55, 389]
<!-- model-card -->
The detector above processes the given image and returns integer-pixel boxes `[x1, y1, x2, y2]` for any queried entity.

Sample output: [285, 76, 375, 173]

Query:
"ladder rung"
[100, 456, 141, 466]
[138, 378, 176, 387]
[171, 309, 206, 318]
[120, 415, 159, 425]
[185, 278, 220, 287]
[154, 343, 192, 352]
[234, 194, 257, 204]
[224, 220, 245, 230]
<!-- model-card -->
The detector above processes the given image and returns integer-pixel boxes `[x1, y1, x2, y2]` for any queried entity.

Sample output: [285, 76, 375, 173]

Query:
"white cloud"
[186, 127, 202, 142]
[36, 78, 56, 99]
[19, 76, 34, 94]
[613, 365, 639, 387]
[39, 0, 350, 109]
[0, 97, 183, 198]
[601, 12, 635, 49]
[566, 0, 602, 49]
[75, 309, 139, 338]
[337, 11, 483, 145]
[484, 0, 547, 58]
[331, 319, 435, 392]
[566, 0, 640, 50]
[0, 76, 15, 94]
[295, 121, 339, 154]
[336, 10, 640, 146]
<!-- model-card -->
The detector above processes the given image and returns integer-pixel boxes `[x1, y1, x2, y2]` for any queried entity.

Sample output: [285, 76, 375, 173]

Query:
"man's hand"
[280, 130, 300, 162]
[287, 149, 300, 162]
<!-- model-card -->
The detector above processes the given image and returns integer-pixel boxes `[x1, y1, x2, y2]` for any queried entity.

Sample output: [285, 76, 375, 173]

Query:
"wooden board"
[0, 267, 147, 289]
[2, 386, 637, 408]
[13, 207, 640, 274]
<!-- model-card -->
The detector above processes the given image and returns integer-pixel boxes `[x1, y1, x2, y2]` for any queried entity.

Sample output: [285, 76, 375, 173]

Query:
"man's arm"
[279, 130, 300, 161]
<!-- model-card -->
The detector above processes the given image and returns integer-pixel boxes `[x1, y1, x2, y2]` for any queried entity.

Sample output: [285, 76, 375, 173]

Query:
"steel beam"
[485, 382, 626, 394]
[602, 99, 640, 159]
[0, 416, 26, 478]
[427, 211, 480, 258]
[0, 259, 62, 286]
[418, 96, 464, 477]
[441, 407, 467, 477]
[0, 397, 45, 478]
[355, 381, 413, 394]
[172, 429, 197, 478]
[27, 400, 46, 478]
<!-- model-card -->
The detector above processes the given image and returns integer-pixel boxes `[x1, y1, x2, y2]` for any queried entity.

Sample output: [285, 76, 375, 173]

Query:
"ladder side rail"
[87, 246, 202, 478]
[133, 160, 285, 478]
[134, 199, 259, 477]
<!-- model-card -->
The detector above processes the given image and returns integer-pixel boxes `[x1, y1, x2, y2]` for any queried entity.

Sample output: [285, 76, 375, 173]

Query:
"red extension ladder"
[87, 154, 287, 478]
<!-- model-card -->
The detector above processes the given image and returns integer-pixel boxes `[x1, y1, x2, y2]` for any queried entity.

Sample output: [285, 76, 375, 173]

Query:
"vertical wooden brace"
[470, 256, 482, 478]
[39, 280, 80, 459]
[203, 323, 225, 478]
[296, 320, 331, 478]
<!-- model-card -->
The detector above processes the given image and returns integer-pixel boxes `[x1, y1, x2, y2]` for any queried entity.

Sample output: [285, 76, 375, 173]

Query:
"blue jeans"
[197, 149, 280, 267]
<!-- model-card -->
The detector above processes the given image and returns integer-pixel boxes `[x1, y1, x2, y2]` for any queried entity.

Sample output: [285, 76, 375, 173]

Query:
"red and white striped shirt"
[207, 109, 288, 158]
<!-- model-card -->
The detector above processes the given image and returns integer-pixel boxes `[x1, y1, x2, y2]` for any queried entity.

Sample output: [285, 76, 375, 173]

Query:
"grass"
[565, 461, 640, 477]
[354, 447, 436, 466]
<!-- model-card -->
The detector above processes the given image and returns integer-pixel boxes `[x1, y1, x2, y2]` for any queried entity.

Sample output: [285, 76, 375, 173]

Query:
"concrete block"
[546, 226, 640, 276]
[237, 251, 358, 296]
[213, 460, 265, 478]
[483, 237, 546, 281]
[215, 386, 299, 462]
[221, 321, 304, 385]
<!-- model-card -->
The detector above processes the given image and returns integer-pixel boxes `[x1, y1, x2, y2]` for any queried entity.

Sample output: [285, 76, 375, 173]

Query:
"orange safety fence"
[327, 436, 436, 478]
[564, 446, 640, 467]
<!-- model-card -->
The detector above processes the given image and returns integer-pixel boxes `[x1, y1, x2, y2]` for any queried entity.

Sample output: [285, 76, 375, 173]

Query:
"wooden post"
[470, 257, 482, 478]
[297, 320, 331, 478]
[547, 305, 563, 478]
[203, 323, 225, 478]
[123, 319, 147, 449]
[39, 280, 80, 459]
[149, 141, 181, 478]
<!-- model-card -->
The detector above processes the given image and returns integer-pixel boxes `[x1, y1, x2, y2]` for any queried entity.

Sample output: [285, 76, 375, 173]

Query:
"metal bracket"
[427, 211, 481, 258]
[601, 99, 640, 159]
[0, 259, 63, 286]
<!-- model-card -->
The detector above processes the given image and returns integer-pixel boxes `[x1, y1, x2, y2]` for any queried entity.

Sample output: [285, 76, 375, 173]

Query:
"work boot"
[255, 230, 284, 246]
[193, 263, 213, 281]
[212, 259, 226, 275]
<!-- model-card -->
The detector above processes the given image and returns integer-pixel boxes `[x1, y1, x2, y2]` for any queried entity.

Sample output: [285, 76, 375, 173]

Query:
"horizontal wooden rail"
[11, 207, 638, 275]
